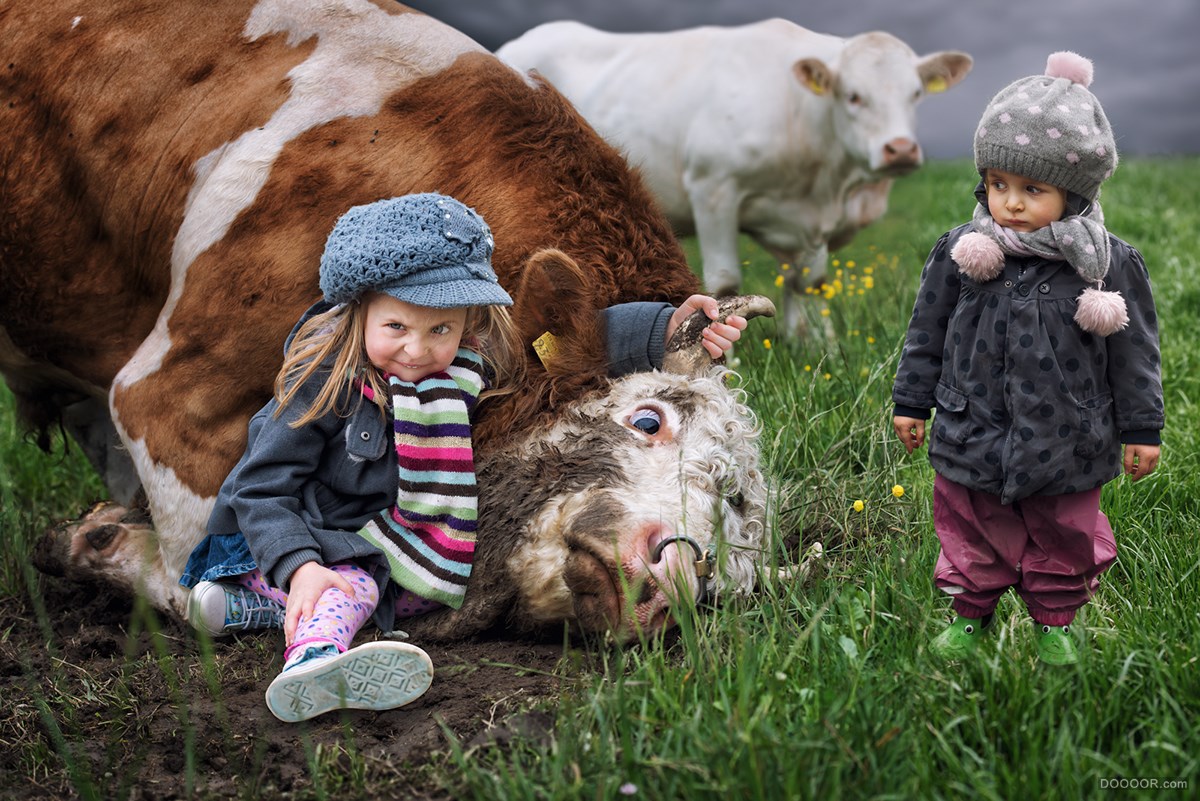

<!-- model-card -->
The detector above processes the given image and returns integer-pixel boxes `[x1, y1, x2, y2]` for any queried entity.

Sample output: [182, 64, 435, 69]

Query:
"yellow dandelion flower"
[867, 336, 876, 344]
[774, 274, 785, 288]
[863, 277, 875, 289]
[832, 259, 841, 267]
[763, 338, 772, 349]
[823, 373, 832, 380]
[820, 307, 831, 317]
[804, 364, 812, 372]
[846, 260, 856, 268]
[892, 484, 905, 498]
[853, 500, 865, 512]
[802, 267, 811, 276]
[851, 329, 860, 337]
[781, 263, 791, 271]
[836, 269, 844, 279]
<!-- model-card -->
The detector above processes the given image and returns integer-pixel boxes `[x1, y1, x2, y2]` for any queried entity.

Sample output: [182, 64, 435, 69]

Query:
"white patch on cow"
[110, 425, 215, 577]
[71, 16, 82, 29]
[115, 0, 485, 389]
[507, 499, 583, 624]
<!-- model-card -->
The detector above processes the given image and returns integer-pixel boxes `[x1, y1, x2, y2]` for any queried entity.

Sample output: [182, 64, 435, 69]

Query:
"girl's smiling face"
[362, 293, 467, 382]
[985, 168, 1068, 232]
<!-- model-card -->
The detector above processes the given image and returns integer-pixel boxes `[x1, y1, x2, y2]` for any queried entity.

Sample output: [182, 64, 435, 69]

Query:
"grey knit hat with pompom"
[319, 193, 513, 308]
[974, 51, 1117, 202]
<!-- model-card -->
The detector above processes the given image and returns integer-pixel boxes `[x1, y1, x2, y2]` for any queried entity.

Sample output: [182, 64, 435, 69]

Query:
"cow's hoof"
[32, 525, 70, 577]
[32, 500, 155, 578]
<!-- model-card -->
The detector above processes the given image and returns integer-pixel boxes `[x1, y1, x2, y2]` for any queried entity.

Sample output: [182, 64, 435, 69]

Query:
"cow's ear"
[793, 58, 833, 96]
[918, 51, 973, 94]
[513, 247, 596, 341]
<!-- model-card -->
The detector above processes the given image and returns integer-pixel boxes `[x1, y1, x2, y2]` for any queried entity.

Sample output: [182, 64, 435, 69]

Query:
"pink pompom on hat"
[954, 52, 1129, 336]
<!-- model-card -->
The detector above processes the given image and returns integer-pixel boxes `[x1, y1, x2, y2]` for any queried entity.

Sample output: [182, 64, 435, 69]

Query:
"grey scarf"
[970, 200, 1110, 287]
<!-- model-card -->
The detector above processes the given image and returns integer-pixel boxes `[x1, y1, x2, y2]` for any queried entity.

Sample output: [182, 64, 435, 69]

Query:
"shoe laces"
[226, 587, 284, 631]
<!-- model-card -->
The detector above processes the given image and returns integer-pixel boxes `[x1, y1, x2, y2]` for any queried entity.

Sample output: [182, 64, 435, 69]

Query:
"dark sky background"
[404, 0, 1199, 159]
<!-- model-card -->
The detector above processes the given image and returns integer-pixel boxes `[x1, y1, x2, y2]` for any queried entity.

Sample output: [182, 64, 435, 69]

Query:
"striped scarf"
[356, 348, 485, 609]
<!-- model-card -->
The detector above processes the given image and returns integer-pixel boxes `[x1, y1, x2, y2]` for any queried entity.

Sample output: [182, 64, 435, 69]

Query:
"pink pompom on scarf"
[1075, 286, 1129, 335]
[950, 232, 1006, 282]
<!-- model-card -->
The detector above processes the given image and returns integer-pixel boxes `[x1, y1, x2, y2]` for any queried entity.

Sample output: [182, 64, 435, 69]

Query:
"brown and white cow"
[1, 0, 774, 640]
[498, 20, 973, 334]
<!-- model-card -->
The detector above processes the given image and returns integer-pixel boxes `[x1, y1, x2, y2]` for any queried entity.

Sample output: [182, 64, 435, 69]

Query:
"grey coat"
[893, 223, 1164, 505]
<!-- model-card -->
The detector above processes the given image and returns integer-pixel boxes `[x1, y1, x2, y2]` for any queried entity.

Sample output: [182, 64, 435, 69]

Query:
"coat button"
[1039, 283, 1050, 294]
[1004, 280, 1013, 288]
[360, 431, 371, 441]
[1017, 283, 1030, 296]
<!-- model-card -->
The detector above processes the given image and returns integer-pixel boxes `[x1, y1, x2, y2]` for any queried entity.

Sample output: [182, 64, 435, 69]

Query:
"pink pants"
[932, 474, 1117, 626]
[237, 564, 443, 662]
[238, 564, 378, 662]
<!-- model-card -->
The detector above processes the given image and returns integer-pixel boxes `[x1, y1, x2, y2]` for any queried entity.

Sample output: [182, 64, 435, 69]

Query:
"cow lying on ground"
[497, 20, 972, 334]
[2, 0, 775, 641]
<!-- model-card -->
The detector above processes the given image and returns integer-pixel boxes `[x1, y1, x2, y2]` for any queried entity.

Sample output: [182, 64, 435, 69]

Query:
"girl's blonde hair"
[275, 296, 525, 428]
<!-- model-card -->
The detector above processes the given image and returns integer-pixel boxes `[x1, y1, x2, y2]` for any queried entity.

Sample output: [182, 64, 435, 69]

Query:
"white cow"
[497, 19, 972, 334]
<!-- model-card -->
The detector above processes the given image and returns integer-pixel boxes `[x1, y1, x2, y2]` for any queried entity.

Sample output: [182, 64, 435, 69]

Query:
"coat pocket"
[1073, 393, 1114, 459]
[933, 382, 971, 446]
[345, 407, 389, 462]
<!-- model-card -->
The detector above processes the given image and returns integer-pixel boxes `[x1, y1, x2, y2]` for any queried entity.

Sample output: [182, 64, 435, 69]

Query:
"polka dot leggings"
[236, 563, 379, 662]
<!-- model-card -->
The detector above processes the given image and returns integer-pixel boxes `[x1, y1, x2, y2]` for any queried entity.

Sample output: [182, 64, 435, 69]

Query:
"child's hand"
[283, 561, 356, 644]
[1123, 443, 1161, 481]
[667, 295, 748, 361]
[893, 416, 926, 454]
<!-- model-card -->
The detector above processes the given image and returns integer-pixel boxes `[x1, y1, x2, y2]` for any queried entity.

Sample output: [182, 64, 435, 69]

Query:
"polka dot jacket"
[893, 223, 1164, 505]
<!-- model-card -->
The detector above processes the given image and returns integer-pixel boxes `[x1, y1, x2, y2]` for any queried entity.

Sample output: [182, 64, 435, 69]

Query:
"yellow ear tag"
[532, 331, 559, 367]
[926, 76, 948, 94]
[807, 79, 826, 95]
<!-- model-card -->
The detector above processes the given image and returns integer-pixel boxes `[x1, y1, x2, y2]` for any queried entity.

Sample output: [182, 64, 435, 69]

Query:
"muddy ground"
[0, 574, 581, 800]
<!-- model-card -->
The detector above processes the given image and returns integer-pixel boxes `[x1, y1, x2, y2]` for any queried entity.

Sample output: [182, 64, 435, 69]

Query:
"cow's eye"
[847, 92, 863, 106]
[727, 491, 745, 509]
[630, 408, 661, 435]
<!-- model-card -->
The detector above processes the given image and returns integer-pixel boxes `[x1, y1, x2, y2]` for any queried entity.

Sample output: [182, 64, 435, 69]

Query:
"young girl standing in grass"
[181, 192, 746, 721]
[891, 52, 1163, 665]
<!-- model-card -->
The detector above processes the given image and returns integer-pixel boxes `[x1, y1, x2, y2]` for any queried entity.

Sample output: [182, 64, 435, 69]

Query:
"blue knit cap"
[319, 193, 513, 308]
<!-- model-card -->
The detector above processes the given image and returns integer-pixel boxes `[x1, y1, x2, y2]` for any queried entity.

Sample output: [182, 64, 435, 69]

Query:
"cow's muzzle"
[650, 535, 714, 605]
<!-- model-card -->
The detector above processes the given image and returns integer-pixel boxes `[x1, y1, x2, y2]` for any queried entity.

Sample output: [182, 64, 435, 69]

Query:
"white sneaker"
[265, 641, 434, 722]
[188, 580, 284, 636]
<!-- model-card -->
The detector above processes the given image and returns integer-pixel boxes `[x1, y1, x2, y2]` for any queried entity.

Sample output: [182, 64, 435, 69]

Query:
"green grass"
[3, 157, 1199, 799]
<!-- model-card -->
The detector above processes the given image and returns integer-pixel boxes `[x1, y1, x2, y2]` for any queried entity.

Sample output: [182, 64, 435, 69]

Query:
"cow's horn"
[662, 294, 776, 376]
